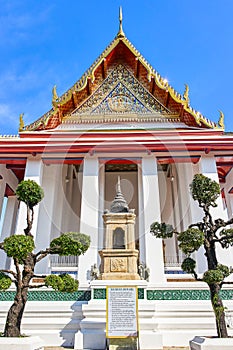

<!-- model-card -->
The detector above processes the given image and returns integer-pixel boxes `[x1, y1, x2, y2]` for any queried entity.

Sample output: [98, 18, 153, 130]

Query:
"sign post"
[106, 286, 138, 349]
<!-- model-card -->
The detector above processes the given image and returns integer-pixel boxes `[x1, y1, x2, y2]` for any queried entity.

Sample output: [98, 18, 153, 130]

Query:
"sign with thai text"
[106, 286, 138, 338]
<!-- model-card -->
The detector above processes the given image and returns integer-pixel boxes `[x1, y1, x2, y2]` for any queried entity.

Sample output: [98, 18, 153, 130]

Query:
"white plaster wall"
[1, 286, 232, 348]
[0, 298, 86, 348]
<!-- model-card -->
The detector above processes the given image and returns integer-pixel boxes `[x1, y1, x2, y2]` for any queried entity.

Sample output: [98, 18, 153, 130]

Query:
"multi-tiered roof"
[21, 9, 223, 133]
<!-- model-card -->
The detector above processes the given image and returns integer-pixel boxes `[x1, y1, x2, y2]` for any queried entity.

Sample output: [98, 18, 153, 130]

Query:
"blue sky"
[1, 0, 233, 134]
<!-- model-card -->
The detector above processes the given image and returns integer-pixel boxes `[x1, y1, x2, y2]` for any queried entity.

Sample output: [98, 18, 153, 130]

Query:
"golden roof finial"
[19, 113, 24, 132]
[183, 84, 190, 106]
[117, 6, 125, 38]
[52, 85, 59, 107]
[218, 110, 225, 129]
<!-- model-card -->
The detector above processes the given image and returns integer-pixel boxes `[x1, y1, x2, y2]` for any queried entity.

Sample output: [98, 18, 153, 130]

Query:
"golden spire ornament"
[218, 110, 225, 129]
[183, 84, 190, 106]
[19, 113, 24, 132]
[52, 85, 59, 108]
[117, 6, 125, 38]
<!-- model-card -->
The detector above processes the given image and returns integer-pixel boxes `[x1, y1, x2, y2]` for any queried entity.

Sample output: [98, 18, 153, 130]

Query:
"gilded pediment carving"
[72, 65, 171, 116]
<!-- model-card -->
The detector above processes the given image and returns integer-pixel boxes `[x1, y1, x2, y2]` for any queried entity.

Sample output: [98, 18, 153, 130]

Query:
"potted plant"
[0, 180, 90, 349]
[150, 174, 233, 349]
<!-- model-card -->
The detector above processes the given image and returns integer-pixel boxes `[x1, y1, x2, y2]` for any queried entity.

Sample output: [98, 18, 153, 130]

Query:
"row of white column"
[165, 156, 229, 274]
[70, 154, 229, 286]
[0, 154, 229, 285]
[0, 164, 19, 270]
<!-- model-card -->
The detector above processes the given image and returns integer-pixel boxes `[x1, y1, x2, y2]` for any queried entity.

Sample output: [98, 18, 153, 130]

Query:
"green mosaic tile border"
[1, 289, 232, 302]
[93, 288, 144, 300]
[94, 288, 106, 299]
[147, 289, 233, 300]
[0, 290, 91, 302]
[138, 288, 144, 299]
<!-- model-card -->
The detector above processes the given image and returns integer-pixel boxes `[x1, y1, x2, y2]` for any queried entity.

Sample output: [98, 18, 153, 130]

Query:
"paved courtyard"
[44, 347, 189, 350]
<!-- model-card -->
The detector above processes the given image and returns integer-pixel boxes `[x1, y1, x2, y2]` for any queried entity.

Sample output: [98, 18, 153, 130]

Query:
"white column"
[0, 164, 18, 219]
[224, 167, 233, 219]
[35, 164, 60, 274]
[0, 195, 18, 269]
[98, 163, 105, 266]
[198, 155, 231, 270]
[0, 178, 5, 220]
[140, 155, 165, 284]
[15, 157, 43, 238]
[199, 156, 227, 220]
[78, 156, 99, 287]
[138, 164, 146, 263]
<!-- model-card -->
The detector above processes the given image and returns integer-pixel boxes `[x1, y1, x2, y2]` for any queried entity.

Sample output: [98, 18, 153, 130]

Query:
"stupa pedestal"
[99, 248, 140, 280]
[99, 178, 140, 280]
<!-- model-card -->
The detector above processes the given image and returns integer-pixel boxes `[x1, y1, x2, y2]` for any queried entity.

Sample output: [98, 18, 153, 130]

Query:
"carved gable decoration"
[91, 82, 151, 114]
[72, 65, 171, 116]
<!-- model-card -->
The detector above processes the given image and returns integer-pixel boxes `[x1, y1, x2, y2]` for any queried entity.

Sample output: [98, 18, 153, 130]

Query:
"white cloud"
[0, 103, 18, 135]
[0, 3, 54, 45]
[0, 64, 56, 134]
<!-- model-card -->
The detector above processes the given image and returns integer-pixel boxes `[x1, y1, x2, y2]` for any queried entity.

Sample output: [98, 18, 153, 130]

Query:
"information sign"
[106, 286, 138, 338]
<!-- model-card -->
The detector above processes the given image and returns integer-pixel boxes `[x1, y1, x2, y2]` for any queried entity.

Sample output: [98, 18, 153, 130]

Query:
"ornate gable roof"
[72, 65, 171, 115]
[22, 12, 223, 133]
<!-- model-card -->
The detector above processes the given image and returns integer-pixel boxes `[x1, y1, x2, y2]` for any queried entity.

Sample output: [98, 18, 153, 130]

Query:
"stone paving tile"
[44, 348, 71, 350]
[44, 347, 189, 350]
[163, 348, 189, 350]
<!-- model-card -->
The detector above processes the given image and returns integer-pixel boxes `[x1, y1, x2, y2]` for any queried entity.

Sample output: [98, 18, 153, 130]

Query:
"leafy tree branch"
[0, 179, 90, 337]
[151, 174, 233, 338]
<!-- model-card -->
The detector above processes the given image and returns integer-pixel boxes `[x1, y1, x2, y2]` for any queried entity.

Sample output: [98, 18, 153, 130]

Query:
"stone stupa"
[99, 177, 140, 280]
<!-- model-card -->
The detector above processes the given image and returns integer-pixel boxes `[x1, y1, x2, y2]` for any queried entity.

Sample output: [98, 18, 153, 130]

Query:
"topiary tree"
[151, 173, 233, 338]
[0, 179, 90, 337]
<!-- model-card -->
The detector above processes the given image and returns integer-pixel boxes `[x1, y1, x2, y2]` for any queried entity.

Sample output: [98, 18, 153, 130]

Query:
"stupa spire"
[117, 6, 125, 38]
[110, 176, 129, 213]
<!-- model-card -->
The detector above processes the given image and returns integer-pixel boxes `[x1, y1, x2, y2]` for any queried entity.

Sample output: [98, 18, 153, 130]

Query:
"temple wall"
[1, 284, 233, 348]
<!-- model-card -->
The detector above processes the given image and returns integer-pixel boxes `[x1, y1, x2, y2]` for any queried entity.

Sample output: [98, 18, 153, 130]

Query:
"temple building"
[1, 10, 233, 349]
